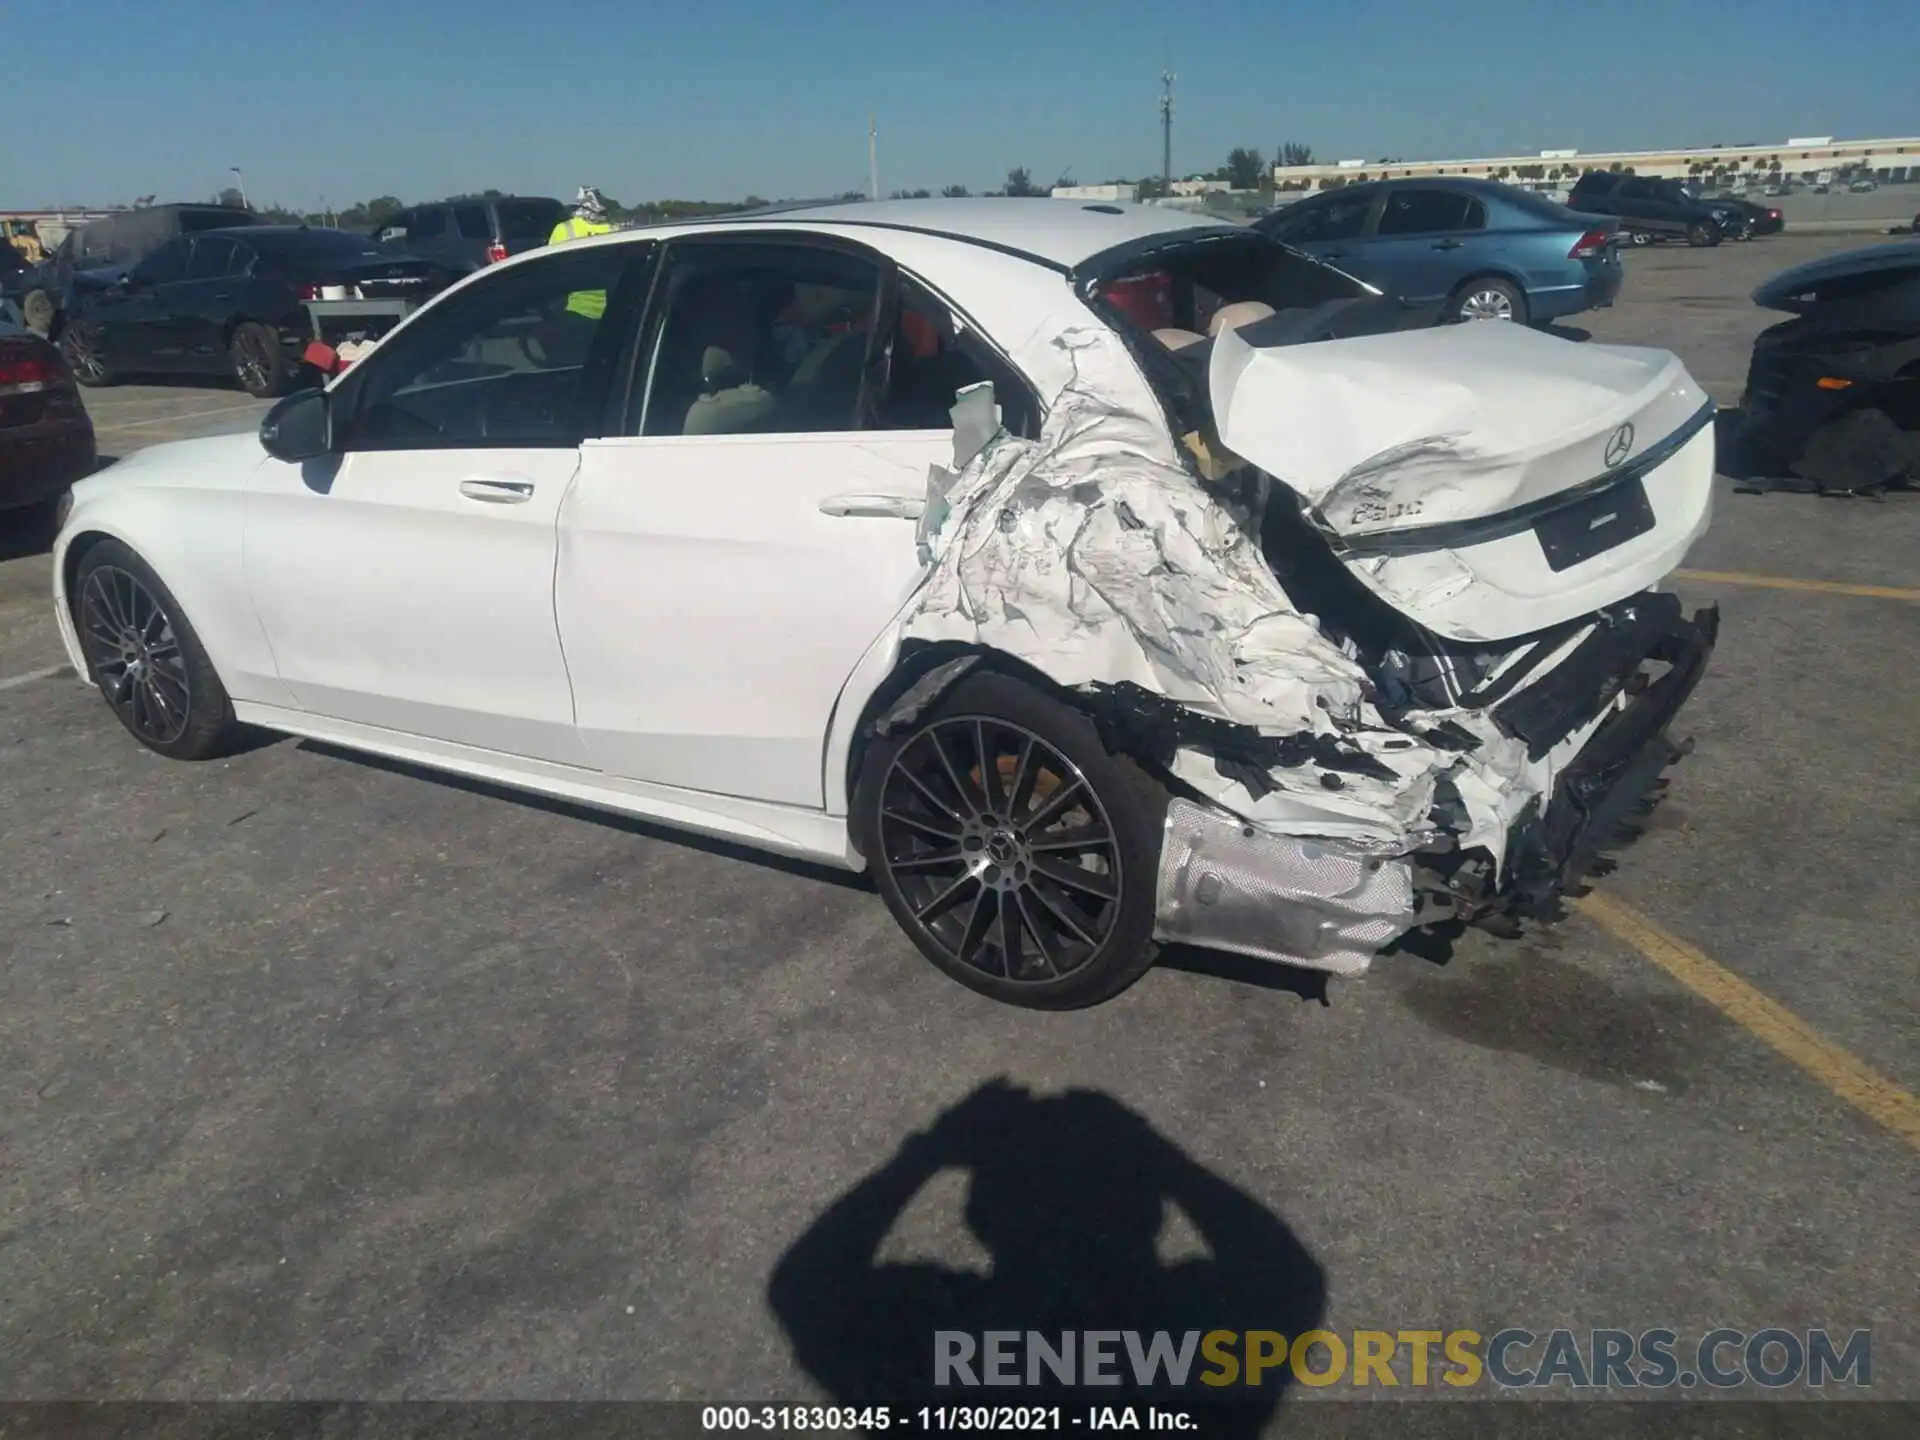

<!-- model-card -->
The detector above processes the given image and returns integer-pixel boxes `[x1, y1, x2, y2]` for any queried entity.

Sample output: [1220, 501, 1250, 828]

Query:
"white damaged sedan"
[49, 200, 1718, 1008]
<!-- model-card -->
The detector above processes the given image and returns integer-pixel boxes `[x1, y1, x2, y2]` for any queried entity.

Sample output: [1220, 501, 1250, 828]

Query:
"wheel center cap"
[986, 830, 1019, 864]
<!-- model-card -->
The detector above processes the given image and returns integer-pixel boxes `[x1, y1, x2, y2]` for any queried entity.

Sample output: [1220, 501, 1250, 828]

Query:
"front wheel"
[856, 670, 1167, 1009]
[1628, 229, 1654, 247]
[231, 320, 293, 398]
[1446, 277, 1528, 324]
[1686, 220, 1720, 247]
[72, 538, 240, 760]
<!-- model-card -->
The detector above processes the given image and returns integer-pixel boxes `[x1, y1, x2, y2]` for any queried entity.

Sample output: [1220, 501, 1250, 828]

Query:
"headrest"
[1208, 301, 1277, 337]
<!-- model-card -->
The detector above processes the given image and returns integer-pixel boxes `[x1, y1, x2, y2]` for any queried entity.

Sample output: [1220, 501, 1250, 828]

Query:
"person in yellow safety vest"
[547, 186, 615, 320]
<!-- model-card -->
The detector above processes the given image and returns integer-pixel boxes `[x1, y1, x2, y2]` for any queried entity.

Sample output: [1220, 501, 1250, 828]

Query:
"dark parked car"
[1736, 238, 1920, 492]
[14, 202, 258, 335]
[58, 227, 447, 398]
[1707, 196, 1785, 240]
[0, 298, 96, 515]
[1567, 173, 1722, 247]
[374, 196, 565, 274]
[1254, 178, 1622, 325]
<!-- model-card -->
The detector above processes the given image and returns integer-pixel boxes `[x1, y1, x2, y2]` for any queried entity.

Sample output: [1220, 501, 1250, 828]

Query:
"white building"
[1272, 135, 1920, 189]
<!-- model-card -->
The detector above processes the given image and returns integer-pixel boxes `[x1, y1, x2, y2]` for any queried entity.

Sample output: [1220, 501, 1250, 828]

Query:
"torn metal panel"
[1154, 798, 1416, 975]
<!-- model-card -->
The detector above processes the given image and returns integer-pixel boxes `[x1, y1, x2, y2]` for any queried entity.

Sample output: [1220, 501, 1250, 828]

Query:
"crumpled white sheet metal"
[899, 324, 1592, 965]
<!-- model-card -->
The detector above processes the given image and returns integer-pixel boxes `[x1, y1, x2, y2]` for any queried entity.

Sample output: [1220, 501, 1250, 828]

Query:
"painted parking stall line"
[1577, 892, 1920, 1150]
[1674, 568, 1920, 603]
[0, 664, 73, 692]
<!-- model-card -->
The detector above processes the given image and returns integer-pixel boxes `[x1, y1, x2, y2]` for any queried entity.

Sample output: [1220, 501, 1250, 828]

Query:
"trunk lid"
[1208, 320, 1715, 642]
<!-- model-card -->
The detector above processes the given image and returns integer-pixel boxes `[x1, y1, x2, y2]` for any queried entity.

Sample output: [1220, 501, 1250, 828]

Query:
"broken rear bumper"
[1498, 601, 1719, 918]
[1149, 600, 1719, 972]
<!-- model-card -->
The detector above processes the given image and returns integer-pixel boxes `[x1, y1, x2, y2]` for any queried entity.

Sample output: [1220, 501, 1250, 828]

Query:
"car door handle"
[458, 477, 536, 504]
[819, 492, 925, 519]
[1430, 238, 1464, 250]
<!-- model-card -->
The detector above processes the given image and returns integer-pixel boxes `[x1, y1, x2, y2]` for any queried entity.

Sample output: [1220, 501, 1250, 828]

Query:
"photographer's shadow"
[769, 1082, 1325, 1434]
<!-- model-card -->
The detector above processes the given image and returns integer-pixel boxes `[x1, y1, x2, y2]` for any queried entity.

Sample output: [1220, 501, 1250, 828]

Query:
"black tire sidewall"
[231, 321, 291, 398]
[855, 668, 1167, 1009]
[73, 538, 238, 761]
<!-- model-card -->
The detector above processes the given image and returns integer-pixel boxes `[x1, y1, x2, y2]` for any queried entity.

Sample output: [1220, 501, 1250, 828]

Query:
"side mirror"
[259, 387, 333, 463]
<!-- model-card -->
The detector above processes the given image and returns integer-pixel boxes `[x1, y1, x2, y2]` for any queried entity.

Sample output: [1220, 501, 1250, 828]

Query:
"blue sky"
[16, 0, 1916, 209]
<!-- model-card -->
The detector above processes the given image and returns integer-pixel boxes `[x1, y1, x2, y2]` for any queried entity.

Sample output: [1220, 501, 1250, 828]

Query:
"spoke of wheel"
[927, 727, 985, 820]
[914, 869, 979, 925]
[883, 806, 959, 842]
[142, 608, 168, 644]
[1020, 777, 1087, 837]
[1032, 855, 1117, 902]
[128, 676, 151, 733]
[896, 761, 968, 828]
[83, 609, 120, 652]
[147, 638, 182, 664]
[890, 848, 967, 872]
[1030, 824, 1112, 855]
[1024, 879, 1099, 948]
[954, 886, 997, 970]
[101, 666, 131, 702]
[147, 664, 190, 704]
[1013, 890, 1063, 977]
[997, 889, 1027, 974]
[1005, 735, 1039, 820]
[142, 677, 176, 727]
[974, 720, 1005, 813]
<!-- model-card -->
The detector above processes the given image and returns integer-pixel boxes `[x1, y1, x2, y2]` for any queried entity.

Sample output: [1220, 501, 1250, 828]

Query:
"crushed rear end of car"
[899, 231, 1718, 975]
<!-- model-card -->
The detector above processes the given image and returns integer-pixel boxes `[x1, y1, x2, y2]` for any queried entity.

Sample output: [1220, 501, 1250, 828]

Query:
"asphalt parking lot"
[1, 236, 1915, 1421]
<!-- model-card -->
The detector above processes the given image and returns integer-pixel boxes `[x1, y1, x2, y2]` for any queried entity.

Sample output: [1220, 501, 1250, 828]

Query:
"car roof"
[642, 198, 1231, 270]
[1754, 237, 1920, 307]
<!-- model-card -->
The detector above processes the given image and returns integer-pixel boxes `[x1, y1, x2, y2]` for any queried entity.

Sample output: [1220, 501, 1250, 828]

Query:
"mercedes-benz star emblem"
[1604, 423, 1635, 468]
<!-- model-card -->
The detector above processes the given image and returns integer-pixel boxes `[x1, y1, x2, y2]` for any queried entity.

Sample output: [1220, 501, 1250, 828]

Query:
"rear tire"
[1686, 220, 1720, 248]
[72, 538, 240, 761]
[22, 288, 55, 333]
[1445, 276, 1528, 325]
[856, 669, 1167, 1010]
[230, 320, 292, 398]
[1628, 230, 1654, 247]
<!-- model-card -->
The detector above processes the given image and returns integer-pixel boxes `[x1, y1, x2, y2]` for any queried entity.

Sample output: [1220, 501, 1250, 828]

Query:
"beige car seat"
[1208, 300, 1276, 337]
[681, 281, 777, 436]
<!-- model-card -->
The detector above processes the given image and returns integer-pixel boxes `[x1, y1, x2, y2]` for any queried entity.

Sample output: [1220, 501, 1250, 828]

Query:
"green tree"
[1225, 147, 1265, 190]
[1003, 166, 1042, 197]
[941, 184, 971, 197]
[1279, 141, 1314, 168]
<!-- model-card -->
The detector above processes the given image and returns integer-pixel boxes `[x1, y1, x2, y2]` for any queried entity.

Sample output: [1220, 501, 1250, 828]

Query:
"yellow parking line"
[1673, 569, 1920, 602]
[1576, 892, 1920, 1150]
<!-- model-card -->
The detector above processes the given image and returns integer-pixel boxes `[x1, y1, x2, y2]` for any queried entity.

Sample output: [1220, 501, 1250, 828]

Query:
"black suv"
[374, 196, 565, 275]
[18, 202, 259, 333]
[1567, 174, 1722, 248]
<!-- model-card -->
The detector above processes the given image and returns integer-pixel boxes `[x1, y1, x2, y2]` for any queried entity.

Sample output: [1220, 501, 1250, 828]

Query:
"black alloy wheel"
[861, 671, 1165, 1009]
[230, 321, 288, 398]
[60, 323, 113, 386]
[72, 538, 239, 760]
[78, 563, 193, 748]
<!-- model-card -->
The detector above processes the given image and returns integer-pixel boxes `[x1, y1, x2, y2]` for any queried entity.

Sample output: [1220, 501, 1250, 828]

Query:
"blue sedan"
[1254, 178, 1623, 326]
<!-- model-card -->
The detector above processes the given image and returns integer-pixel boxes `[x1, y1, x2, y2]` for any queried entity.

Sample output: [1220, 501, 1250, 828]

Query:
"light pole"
[230, 166, 248, 208]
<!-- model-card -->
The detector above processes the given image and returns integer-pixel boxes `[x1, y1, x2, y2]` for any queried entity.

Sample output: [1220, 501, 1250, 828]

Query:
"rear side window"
[873, 277, 1040, 439]
[1618, 180, 1654, 200]
[497, 200, 565, 241]
[453, 204, 492, 240]
[409, 208, 448, 239]
[1377, 190, 1482, 236]
[186, 235, 242, 279]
